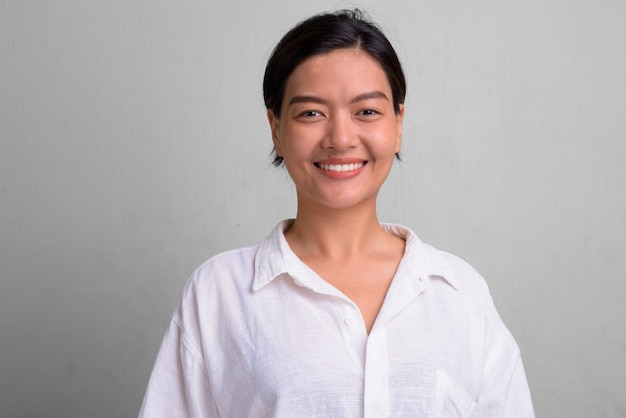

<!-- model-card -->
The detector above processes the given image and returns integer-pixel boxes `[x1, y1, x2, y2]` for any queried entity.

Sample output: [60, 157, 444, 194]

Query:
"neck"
[285, 198, 387, 260]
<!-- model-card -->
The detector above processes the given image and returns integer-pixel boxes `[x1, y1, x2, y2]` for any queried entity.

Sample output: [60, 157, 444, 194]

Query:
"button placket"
[363, 328, 390, 418]
[340, 303, 362, 331]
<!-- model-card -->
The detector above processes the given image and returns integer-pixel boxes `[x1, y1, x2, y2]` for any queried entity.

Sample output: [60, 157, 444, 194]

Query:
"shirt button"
[344, 317, 353, 326]
[414, 276, 425, 290]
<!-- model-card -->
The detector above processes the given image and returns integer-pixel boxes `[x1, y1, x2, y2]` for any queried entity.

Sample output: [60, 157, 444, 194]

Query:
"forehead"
[284, 48, 391, 98]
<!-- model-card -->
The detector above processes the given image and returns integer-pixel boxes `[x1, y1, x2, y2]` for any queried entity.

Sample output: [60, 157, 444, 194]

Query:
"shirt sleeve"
[473, 299, 535, 418]
[138, 319, 220, 418]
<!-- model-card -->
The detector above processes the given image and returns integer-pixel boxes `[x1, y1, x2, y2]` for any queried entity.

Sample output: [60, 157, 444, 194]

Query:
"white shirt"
[139, 220, 534, 417]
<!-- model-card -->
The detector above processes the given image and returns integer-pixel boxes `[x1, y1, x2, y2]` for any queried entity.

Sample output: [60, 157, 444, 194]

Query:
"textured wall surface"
[1, 1, 624, 417]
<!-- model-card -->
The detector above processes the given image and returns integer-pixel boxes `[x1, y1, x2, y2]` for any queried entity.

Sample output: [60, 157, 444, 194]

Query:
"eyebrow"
[288, 95, 327, 106]
[288, 91, 389, 106]
[350, 91, 389, 104]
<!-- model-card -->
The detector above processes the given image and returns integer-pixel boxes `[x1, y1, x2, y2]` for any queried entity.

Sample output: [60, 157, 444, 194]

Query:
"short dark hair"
[263, 9, 406, 166]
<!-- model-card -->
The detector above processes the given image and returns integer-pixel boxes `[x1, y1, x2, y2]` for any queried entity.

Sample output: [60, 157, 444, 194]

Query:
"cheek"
[370, 127, 401, 155]
[281, 126, 319, 157]
[281, 136, 305, 158]
[280, 139, 311, 171]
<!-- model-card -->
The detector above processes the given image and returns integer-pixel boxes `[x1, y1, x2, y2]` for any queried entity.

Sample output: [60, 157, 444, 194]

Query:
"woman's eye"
[300, 110, 321, 118]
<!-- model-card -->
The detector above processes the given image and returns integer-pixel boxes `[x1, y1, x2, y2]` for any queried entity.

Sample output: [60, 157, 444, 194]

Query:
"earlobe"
[267, 110, 282, 156]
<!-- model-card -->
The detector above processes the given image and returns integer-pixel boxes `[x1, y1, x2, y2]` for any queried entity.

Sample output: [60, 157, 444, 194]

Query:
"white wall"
[1, 1, 624, 416]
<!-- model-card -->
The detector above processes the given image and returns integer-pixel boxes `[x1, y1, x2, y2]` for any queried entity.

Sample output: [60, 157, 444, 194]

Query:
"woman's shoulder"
[194, 243, 259, 277]
[385, 222, 490, 294]
[176, 243, 259, 302]
[179, 221, 289, 297]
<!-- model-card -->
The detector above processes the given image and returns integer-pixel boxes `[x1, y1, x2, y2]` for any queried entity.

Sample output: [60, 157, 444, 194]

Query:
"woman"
[139, 10, 534, 417]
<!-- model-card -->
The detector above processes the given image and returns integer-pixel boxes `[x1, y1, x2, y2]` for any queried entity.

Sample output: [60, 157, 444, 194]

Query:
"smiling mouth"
[314, 162, 366, 172]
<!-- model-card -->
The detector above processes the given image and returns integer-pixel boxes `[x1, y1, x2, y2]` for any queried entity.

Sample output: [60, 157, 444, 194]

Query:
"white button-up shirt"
[139, 221, 534, 417]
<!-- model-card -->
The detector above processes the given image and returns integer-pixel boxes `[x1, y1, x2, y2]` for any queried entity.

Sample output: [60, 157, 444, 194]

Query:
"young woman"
[139, 10, 534, 417]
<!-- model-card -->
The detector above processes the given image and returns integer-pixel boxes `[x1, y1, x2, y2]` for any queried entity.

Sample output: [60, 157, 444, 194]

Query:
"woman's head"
[263, 9, 406, 166]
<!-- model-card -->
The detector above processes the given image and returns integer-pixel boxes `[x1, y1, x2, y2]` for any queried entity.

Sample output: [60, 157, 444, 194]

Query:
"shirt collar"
[252, 220, 459, 292]
[381, 223, 459, 290]
[252, 220, 298, 292]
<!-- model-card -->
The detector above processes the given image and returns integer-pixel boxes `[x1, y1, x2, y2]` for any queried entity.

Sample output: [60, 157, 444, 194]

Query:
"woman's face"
[268, 48, 404, 212]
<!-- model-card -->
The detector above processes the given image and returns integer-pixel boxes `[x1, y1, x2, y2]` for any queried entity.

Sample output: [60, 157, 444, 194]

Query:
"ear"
[267, 110, 282, 157]
[394, 104, 405, 153]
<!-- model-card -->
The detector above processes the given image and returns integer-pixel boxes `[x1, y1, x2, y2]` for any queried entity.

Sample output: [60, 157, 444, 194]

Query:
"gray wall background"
[1, 0, 624, 417]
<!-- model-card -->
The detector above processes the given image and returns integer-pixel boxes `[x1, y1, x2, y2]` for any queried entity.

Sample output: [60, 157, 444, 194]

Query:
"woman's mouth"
[314, 161, 366, 172]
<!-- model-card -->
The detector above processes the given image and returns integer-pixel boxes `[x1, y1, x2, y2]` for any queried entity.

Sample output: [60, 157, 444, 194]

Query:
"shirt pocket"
[434, 369, 477, 418]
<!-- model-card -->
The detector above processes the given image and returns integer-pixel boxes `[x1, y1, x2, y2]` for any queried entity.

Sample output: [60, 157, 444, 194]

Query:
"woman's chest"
[200, 286, 481, 416]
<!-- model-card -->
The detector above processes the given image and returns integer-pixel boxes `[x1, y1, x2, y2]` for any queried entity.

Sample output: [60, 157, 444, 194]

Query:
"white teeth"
[319, 162, 364, 172]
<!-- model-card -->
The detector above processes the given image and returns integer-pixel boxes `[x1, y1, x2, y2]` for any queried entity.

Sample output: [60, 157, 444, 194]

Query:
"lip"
[313, 158, 368, 179]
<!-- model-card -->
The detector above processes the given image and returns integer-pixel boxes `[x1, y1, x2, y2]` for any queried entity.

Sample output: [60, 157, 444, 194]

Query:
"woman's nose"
[322, 113, 358, 150]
